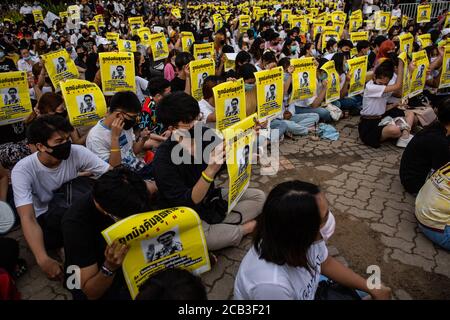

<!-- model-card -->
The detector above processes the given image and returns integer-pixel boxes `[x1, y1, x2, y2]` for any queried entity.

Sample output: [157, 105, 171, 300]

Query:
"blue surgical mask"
[344, 63, 349, 73]
[318, 73, 328, 81]
[244, 83, 255, 91]
[291, 46, 298, 54]
[283, 72, 290, 81]
[0, 51, 4, 59]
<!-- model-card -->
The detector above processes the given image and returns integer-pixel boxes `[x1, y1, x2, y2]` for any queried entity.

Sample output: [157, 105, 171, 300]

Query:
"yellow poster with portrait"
[321, 60, 340, 103]
[375, 11, 390, 31]
[349, 17, 363, 32]
[333, 21, 345, 37]
[149, 33, 169, 61]
[223, 115, 256, 213]
[399, 33, 414, 55]
[350, 31, 369, 45]
[213, 79, 246, 131]
[102, 207, 210, 300]
[106, 32, 120, 45]
[282, 9, 291, 24]
[438, 45, 450, 89]
[0, 71, 32, 126]
[389, 16, 398, 31]
[87, 21, 98, 33]
[290, 57, 316, 103]
[59, 11, 68, 19]
[181, 32, 195, 53]
[213, 14, 223, 32]
[60, 79, 106, 127]
[32, 10, 44, 23]
[398, 52, 410, 100]
[224, 53, 237, 73]
[290, 16, 303, 30]
[309, 8, 319, 16]
[239, 15, 251, 33]
[94, 14, 105, 28]
[128, 16, 144, 35]
[417, 34, 432, 49]
[347, 56, 367, 97]
[322, 30, 340, 51]
[193, 42, 214, 61]
[254, 67, 283, 121]
[417, 4, 431, 24]
[313, 20, 326, 39]
[99, 52, 136, 96]
[402, 15, 409, 28]
[445, 12, 450, 28]
[136, 27, 151, 46]
[351, 9, 363, 21]
[68, 5, 80, 20]
[409, 50, 429, 98]
[189, 58, 215, 101]
[172, 8, 181, 19]
[331, 11, 346, 23]
[42, 49, 79, 93]
[118, 39, 137, 53]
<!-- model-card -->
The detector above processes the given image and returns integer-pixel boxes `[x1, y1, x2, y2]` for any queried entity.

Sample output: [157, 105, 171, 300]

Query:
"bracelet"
[201, 171, 214, 183]
[110, 148, 120, 152]
[100, 264, 116, 277]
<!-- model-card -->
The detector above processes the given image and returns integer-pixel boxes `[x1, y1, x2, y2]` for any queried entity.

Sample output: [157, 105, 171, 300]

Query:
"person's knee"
[385, 125, 401, 138]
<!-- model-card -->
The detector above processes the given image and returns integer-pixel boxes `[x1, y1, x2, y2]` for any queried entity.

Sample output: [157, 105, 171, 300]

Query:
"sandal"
[13, 258, 27, 279]
[209, 253, 218, 267]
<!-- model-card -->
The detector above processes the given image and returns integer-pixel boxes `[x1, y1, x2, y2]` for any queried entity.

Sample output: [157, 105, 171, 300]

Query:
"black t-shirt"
[368, 51, 376, 70]
[62, 193, 130, 300]
[170, 76, 186, 92]
[399, 121, 450, 194]
[0, 121, 26, 144]
[0, 58, 17, 73]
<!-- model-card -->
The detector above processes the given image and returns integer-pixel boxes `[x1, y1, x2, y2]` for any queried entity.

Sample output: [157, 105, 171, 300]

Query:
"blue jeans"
[283, 113, 319, 136]
[334, 95, 363, 114]
[270, 119, 288, 140]
[418, 224, 450, 250]
[319, 275, 368, 299]
[295, 106, 332, 122]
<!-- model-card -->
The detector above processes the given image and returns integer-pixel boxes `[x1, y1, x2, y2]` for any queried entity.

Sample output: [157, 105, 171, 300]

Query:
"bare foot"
[241, 219, 257, 236]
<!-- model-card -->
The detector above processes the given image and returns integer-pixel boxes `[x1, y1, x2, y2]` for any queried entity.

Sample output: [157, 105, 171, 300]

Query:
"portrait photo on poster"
[2, 87, 20, 105]
[77, 94, 96, 114]
[225, 97, 240, 117]
[54, 56, 68, 73]
[265, 83, 277, 102]
[237, 144, 250, 176]
[111, 65, 126, 80]
[198, 72, 208, 88]
[141, 227, 183, 263]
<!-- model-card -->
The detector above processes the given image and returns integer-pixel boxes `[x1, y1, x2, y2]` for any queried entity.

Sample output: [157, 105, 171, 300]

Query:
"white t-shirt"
[20, 5, 33, 15]
[86, 120, 146, 171]
[392, 9, 402, 18]
[11, 145, 110, 218]
[234, 241, 328, 300]
[135, 76, 149, 103]
[198, 99, 216, 128]
[361, 74, 396, 116]
[323, 52, 335, 61]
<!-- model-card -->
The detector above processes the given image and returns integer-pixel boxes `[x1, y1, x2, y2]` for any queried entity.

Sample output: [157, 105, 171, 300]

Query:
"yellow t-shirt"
[415, 162, 450, 230]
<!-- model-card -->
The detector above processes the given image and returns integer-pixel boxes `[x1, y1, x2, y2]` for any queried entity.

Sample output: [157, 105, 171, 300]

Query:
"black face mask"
[45, 140, 72, 160]
[56, 110, 68, 118]
[82, 32, 89, 38]
[123, 118, 136, 130]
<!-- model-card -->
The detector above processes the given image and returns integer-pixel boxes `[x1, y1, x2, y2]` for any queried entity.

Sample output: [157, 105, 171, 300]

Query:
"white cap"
[441, 28, 450, 37]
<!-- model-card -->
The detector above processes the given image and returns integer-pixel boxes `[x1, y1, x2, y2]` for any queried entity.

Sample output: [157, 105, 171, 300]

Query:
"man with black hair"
[56, 57, 67, 73]
[4, 88, 19, 105]
[170, 52, 194, 93]
[86, 91, 153, 179]
[111, 65, 125, 79]
[338, 39, 354, 59]
[0, 45, 17, 73]
[11, 115, 110, 281]
[79, 94, 95, 113]
[62, 167, 152, 300]
[368, 35, 387, 71]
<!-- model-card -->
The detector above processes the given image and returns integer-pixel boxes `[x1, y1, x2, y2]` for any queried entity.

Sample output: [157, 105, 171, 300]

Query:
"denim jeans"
[418, 224, 450, 250]
[295, 106, 332, 122]
[283, 113, 320, 136]
[334, 95, 363, 114]
[270, 119, 288, 140]
[318, 275, 368, 299]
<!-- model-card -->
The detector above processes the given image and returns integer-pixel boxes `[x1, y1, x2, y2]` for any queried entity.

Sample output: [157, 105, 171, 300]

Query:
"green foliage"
[1, 1, 68, 23]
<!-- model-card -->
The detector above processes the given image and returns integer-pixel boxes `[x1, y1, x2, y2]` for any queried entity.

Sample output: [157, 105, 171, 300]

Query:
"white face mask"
[430, 56, 438, 63]
[226, 31, 231, 38]
[320, 210, 336, 241]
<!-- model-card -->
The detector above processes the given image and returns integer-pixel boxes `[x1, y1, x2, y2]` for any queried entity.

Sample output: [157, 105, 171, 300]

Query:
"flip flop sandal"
[13, 258, 28, 279]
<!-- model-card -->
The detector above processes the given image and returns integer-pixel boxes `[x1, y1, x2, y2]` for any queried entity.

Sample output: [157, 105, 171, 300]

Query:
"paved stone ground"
[9, 117, 450, 300]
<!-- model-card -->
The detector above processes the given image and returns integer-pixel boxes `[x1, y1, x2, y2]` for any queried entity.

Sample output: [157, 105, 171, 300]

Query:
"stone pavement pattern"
[10, 117, 450, 300]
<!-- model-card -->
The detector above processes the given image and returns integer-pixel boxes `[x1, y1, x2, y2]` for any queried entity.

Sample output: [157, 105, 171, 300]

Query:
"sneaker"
[396, 134, 414, 148]
[0, 201, 15, 235]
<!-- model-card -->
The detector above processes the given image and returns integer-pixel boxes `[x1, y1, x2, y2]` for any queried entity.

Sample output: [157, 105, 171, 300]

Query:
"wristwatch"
[100, 264, 116, 277]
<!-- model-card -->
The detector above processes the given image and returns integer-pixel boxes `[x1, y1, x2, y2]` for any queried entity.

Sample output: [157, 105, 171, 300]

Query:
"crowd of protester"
[0, 0, 449, 300]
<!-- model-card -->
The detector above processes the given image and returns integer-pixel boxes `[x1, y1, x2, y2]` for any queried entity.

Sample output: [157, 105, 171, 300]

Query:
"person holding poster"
[189, 58, 215, 101]
[213, 78, 247, 131]
[152, 92, 265, 251]
[62, 167, 154, 300]
[254, 67, 284, 121]
[439, 45, 450, 89]
[410, 50, 429, 98]
[100, 52, 136, 96]
[0, 71, 32, 126]
[42, 49, 79, 92]
[170, 52, 195, 93]
[149, 33, 169, 62]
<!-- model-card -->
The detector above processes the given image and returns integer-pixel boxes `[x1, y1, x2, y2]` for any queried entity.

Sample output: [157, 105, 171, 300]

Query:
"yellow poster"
[281, 9, 291, 23]
[102, 207, 210, 299]
[333, 21, 345, 37]
[213, 79, 246, 131]
[68, 5, 80, 20]
[445, 12, 450, 28]
[0, 71, 32, 126]
[331, 11, 346, 22]
[99, 52, 136, 96]
[402, 15, 409, 28]
[365, 19, 375, 30]
[290, 16, 303, 30]
[128, 16, 144, 34]
[181, 32, 195, 53]
[321, 60, 340, 103]
[106, 32, 120, 45]
[375, 11, 390, 31]
[59, 11, 68, 19]
[309, 8, 319, 16]
[322, 30, 340, 50]
[417, 34, 432, 49]
[87, 21, 98, 33]
[223, 115, 256, 213]
[42, 49, 79, 93]
[347, 56, 367, 97]
[313, 20, 326, 39]
[118, 39, 137, 53]
[417, 4, 431, 23]
[32, 10, 44, 23]
[398, 52, 410, 100]
[350, 31, 369, 45]
[409, 50, 429, 98]
[149, 33, 169, 61]
[189, 58, 215, 101]
[224, 53, 236, 73]
[290, 57, 316, 103]
[399, 33, 414, 55]
[389, 16, 398, 31]
[172, 8, 181, 19]
[193, 42, 214, 61]
[349, 17, 363, 32]
[94, 14, 105, 28]
[254, 66, 283, 121]
[60, 79, 107, 127]
[213, 14, 223, 32]
[439, 45, 450, 89]
[351, 9, 363, 21]
[239, 15, 251, 33]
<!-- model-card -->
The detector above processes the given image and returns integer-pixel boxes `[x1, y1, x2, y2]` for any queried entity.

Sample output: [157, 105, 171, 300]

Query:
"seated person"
[86, 91, 153, 179]
[234, 180, 392, 300]
[415, 162, 450, 250]
[11, 115, 110, 280]
[135, 268, 207, 300]
[358, 59, 414, 148]
[292, 58, 332, 123]
[170, 52, 194, 94]
[400, 99, 450, 194]
[198, 75, 224, 129]
[152, 92, 266, 251]
[63, 167, 153, 300]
